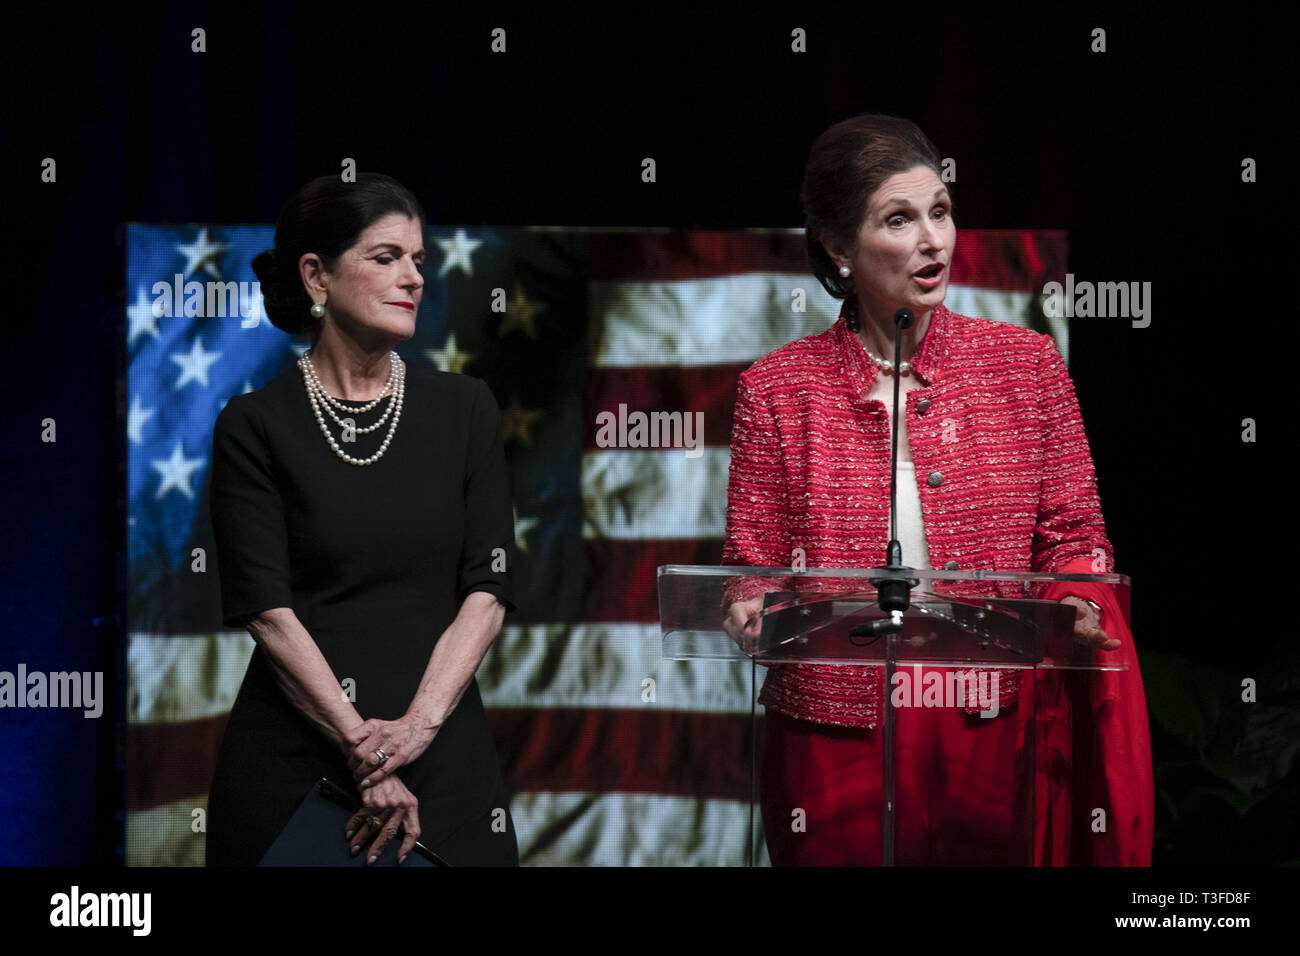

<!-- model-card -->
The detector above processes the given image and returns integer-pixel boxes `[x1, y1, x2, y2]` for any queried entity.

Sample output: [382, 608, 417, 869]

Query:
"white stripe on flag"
[592, 279, 1047, 369]
[126, 797, 210, 866]
[942, 287, 1067, 362]
[127, 632, 253, 724]
[591, 274, 840, 367]
[582, 448, 730, 540]
[513, 791, 768, 866]
[127, 791, 770, 866]
[478, 623, 756, 713]
[128, 625, 757, 724]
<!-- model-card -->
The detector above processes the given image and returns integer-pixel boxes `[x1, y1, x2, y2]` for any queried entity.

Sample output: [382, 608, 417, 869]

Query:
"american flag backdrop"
[124, 223, 1069, 865]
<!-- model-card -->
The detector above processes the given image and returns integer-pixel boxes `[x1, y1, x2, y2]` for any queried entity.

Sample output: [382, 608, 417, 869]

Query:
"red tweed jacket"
[721, 299, 1154, 863]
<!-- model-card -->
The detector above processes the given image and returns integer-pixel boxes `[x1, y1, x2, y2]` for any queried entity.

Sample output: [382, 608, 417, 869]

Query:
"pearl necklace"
[300, 351, 399, 432]
[861, 345, 913, 376]
[849, 300, 914, 375]
[297, 350, 405, 466]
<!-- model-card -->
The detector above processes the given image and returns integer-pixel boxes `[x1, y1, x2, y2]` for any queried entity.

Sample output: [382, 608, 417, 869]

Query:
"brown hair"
[251, 173, 425, 339]
[801, 114, 945, 315]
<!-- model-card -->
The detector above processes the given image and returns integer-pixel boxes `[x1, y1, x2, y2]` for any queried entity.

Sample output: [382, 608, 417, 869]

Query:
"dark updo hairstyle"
[251, 172, 426, 338]
[801, 114, 946, 326]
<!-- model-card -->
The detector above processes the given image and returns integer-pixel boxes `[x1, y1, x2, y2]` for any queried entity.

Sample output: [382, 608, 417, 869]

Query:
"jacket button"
[927, 470, 943, 487]
[943, 560, 958, 570]
[916, 397, 931, 414]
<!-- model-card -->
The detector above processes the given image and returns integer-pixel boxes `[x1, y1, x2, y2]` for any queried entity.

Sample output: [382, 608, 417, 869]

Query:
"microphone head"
[894, 307, 914, 330]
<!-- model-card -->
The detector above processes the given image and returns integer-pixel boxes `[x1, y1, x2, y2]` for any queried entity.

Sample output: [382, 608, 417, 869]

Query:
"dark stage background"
[0, 3, 1289, 869]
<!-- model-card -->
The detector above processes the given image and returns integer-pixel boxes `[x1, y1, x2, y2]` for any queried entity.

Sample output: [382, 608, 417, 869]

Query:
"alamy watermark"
[891, 664, 1000, 718]
[594, 404, 704, 458]
[1041, 273, 1151, 328]
[49, 886, 150, 935]
[0, 664, 103, 718]
[151, 274, 263, 327]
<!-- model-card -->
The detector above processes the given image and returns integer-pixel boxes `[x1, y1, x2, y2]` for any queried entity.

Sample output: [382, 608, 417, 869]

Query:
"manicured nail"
[350, 845, 360, 856]
[367, 855, 377, 865]
[360, 780, 370, 789]
[398, 855, 406, 864]
[346, 829, 354, 840]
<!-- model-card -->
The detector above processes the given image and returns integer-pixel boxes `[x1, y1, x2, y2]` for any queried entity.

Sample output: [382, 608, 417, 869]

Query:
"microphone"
[850, 307, 918, 638]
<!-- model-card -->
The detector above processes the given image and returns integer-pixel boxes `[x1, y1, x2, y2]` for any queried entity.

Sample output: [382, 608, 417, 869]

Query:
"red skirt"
[760, 680, 1034, 866]
[760, 571, 1154, 866]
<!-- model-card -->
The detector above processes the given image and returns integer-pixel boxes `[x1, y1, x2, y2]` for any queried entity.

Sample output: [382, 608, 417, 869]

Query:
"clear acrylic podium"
[657, 565, 1132, 866]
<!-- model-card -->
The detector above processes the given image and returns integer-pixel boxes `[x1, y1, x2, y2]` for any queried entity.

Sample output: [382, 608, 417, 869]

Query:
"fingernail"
[350, 845, 360, 856]
[360, 780, 370, 789]
[367, 855, 377, 865]
[398, 854, 406, 864]
[346, 829, 354, 840]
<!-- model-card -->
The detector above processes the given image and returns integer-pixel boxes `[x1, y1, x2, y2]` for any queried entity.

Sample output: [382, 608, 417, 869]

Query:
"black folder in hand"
[258, 777, 447, 867]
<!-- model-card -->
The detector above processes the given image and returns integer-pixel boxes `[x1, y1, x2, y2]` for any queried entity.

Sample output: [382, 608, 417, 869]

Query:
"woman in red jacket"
[721, 114, 1153, 866]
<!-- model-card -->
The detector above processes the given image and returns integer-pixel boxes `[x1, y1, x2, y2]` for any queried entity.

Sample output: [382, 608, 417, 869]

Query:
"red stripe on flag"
[126, 714, 227, 812]
[589, 231, 809, 281]
[587, 229, 1066, 292]
[581, 538, 723, 622]
[950, 231, 1068, 292]
[125, 705, 755, 813]
[488, 707, 755, 802]
[585, 364, 745, 450]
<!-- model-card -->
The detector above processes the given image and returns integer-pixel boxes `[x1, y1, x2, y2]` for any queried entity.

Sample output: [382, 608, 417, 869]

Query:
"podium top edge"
[656, 564, 1131, 585]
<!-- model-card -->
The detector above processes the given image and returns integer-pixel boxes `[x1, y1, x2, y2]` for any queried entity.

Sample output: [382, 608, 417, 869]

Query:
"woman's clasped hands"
[339, 715, 438, 864]
[346, 715, 436, 788]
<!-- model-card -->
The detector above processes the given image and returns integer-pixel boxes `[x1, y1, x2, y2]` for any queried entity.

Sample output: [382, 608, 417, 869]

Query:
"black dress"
[206, 358, 518, 866]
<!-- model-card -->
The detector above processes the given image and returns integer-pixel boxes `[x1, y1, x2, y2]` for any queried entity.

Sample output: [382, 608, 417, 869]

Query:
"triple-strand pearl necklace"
[297, 350, 405, 466]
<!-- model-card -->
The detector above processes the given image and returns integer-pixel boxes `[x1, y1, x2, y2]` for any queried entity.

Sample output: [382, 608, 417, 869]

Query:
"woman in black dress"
[206, 173, 518, 866]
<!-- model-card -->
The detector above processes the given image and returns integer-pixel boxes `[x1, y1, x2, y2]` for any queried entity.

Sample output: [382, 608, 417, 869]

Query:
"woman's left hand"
[1059, 595, 1120, 651]
[346, 716, 437, 788]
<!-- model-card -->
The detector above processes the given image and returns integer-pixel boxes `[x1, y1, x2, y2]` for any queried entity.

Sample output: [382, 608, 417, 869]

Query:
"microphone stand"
[847, 306, 918, 866]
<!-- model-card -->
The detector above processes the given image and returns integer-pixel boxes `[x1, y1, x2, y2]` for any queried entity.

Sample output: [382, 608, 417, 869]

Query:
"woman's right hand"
[345, 774, 421, 864]
[722, 596, 765, 653]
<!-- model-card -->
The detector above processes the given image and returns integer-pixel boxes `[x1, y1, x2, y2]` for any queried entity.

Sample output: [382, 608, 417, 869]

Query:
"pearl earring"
[310, 302, 325, 318]
[838, 265, 851, 278]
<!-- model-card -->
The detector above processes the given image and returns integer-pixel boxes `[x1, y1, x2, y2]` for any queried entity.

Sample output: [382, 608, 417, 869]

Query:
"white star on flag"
[127, 394, 155, 445]
[127, 287, 161, 344]
[436, 229, 482, 278]
[151, 442, 205, 500]
[171, 336, 222, 389]
[513, 505, 539, 553]
[177, 228, 229, 280]
[426, 331, 473, 373]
